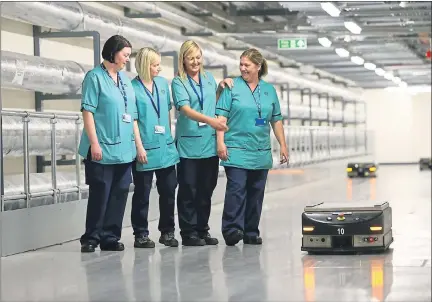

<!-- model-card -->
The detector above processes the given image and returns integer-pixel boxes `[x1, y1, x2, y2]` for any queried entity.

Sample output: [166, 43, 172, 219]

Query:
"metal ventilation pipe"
[0, 1, 235, 68]
[0, 1, 363, 101]
[1, 50, 137, 94]
[1, 50, 86, 94]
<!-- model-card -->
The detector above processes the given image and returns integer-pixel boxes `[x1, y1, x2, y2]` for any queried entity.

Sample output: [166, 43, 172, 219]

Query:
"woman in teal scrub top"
[130, 47, 180, 248]
[215, 48, 289, 246]
[78, 35, 138, 253]
[171, 40, 232, 246]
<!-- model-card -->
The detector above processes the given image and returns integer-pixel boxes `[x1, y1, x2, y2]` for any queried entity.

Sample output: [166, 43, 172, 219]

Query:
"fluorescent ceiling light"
[351, 56, 364, 65]
[335, 48, 350, 57]
[375, 68, 385, 76]
[392, 76, 402, 84]
[320, 2, 341, 17]
[344, 21, 362, 34]
[364, 62, 376, 70]
[384, 72, 394, 80]
[318, 37, 332, 47]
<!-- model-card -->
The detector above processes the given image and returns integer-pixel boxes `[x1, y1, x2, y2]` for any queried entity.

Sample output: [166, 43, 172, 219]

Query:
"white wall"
[412, 92, 432, 159]
[363, 89, 431, 164]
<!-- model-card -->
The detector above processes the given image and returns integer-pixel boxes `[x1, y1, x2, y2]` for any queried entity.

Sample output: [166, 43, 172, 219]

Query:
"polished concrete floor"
[1, 160, 431, 302]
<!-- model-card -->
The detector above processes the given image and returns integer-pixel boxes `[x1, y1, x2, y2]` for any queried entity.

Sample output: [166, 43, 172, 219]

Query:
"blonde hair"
[240, 48, 268, 78]
[178, 40, 205, 79]
[135, 47, 160, 82]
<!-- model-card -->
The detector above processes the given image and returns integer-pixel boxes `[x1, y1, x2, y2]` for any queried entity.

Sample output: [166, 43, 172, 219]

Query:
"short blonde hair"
[178, 40, 205, 79]
[240, 48, 268, 78]
[135, 47, 160, 82]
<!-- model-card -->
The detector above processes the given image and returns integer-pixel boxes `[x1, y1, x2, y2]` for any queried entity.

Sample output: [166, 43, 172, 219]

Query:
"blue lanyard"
[138, 77, 160, 119]
[187, 73, 204, 111]
[244, 79, 262, 118]
[100, 63, 128, 113]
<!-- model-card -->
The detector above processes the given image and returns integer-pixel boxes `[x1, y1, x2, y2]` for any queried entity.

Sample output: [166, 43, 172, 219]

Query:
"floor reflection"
[222, 246, 267, 302]
[301, 250, 394, 302]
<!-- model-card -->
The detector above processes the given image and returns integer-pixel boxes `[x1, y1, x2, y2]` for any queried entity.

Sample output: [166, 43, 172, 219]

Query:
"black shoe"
[100, 242, 125, 251]
[199, 232, 219, 245]
[134, 236, 155, 248]
[81, 243, 96, 253]
[224, 230, 244, 246]
[182, 235, 206, 246]
[243, 235, 263, 245]
[159, 232, 179, 247]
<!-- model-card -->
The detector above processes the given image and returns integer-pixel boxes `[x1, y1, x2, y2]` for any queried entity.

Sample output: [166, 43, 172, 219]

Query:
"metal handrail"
[1, 109, 370, 209]
[1, 110, 82, 209]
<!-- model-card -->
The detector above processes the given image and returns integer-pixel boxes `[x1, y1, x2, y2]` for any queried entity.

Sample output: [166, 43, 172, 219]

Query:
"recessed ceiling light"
[392, 76, 402, 84]
[335, 48, 350, 57]
[320, 2, 341, 17]
[318, 37, 332, 47]
[399, 81, 408, 88]
[364, 62, 376, 70]
[351, 56, 364, 65]
[384, 73, 394, 80]
[344, 21, 362, 34]
[375, 68, 386, 76]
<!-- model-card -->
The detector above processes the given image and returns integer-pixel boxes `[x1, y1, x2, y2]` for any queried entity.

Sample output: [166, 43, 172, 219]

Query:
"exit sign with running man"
[277, 38, 307, 50]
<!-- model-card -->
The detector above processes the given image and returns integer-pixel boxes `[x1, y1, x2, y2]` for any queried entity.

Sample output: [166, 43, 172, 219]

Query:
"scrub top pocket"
[177, 136, 202, 158]
[141, 142, 161, 170]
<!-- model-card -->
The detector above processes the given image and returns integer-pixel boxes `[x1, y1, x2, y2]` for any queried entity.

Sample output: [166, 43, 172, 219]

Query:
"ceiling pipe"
[0, 1, 363, 100]
[1, 50, 136, 94]
[0, 1, 236, 67]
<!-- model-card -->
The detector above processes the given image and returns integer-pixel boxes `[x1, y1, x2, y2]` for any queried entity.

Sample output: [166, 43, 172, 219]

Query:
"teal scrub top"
[215, 76, 283, 170]
[131, 76, 179, 171]
[171, 71, 218, 159]
[78, 65, 138, 165]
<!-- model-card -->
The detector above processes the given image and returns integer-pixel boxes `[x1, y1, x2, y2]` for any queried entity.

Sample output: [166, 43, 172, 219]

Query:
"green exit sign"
[278, 38, 307, 50]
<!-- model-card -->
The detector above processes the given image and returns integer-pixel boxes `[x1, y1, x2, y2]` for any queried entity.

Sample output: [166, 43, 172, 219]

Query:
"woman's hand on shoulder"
[219, 78, 234, 89]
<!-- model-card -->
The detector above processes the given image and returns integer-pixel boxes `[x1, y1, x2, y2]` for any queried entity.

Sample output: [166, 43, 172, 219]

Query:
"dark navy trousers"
[80, 156, 132, 246]
[176, 156, 219, 238]
[222, 167, 269, 238]
[131, 163, 177, 237]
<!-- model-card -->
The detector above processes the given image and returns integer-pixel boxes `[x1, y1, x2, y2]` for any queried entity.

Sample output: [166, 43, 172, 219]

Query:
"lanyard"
[138, 77, 160, 119]
[187, 73, 204, 111]
[244, 79, 262, 118]
[100, 63, 128, 113]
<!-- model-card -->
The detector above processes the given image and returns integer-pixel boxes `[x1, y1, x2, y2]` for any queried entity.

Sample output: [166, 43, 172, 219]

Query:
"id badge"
[122, 113, 131, 123]
[154, 125, 166, 134]
[255, 118, 266, 127]
[198, 110, 207, 127]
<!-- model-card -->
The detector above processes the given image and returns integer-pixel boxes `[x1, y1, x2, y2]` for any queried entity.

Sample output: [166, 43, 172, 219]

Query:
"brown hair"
[240, 48, 268, 78]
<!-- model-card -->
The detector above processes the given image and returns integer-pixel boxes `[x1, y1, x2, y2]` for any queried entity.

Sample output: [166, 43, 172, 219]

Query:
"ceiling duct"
[0, 1, 363, 100]
[1, 50, 136, 94]
[1, 50, 86, 94]
[0, 2, 234, 67]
